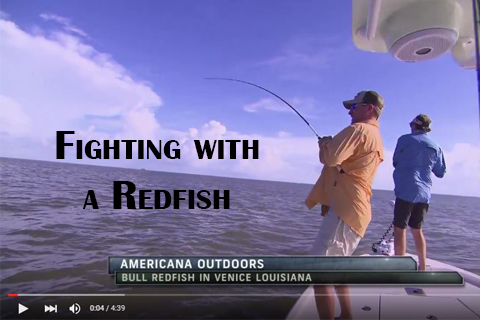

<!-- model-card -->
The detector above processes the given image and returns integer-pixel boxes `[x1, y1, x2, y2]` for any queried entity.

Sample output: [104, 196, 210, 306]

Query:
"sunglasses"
[351, 102, 372, 110]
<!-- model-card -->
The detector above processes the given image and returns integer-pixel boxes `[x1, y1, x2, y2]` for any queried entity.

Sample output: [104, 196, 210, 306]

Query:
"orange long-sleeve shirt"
[305, 119, 384, 237]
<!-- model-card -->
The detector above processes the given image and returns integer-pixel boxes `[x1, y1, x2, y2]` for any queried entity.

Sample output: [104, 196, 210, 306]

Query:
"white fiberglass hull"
[286, 254, 480, 320]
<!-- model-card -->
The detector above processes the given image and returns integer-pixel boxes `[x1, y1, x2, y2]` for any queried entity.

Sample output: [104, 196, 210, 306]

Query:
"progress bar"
[8, 294, 126, 297]
[7, 293, 480, 297]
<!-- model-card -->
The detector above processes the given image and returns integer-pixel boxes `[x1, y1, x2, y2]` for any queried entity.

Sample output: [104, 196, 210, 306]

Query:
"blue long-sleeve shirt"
[393, 132, 446, 203]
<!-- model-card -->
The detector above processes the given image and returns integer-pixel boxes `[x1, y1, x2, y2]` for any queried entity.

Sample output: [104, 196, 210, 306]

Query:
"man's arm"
[317, 136, 332, 162]
[392, 136, 405, 168]
[320, 125, 360, 167]
[433, 148, 446, 178]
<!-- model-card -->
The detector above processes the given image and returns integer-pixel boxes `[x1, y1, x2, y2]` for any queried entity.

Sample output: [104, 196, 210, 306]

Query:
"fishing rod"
[205, 77, 320, 138]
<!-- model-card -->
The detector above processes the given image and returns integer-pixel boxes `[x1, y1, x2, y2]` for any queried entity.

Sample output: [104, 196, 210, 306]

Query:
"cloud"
[0, 10, 9, 20]
[0, 18, 161, 149]
[0, 95, 32, 136]
[372, 149, 395, 191]
[243, 98, 289, 113]
[260, 36, 351, 80]
[174, 122, 319, 181]
[263, 51, 331, 70]
[242, 96, 323, 123]
[278, 131, 292, 138]
[39, 13, 88, 37]
[435, 143, 480, 196]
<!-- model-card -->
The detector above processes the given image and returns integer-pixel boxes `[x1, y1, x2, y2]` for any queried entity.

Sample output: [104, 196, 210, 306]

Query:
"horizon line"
[0, 156, 478, 199]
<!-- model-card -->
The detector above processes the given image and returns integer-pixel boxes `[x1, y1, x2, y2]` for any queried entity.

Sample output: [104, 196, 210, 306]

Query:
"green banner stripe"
[115, 271, 463, 285]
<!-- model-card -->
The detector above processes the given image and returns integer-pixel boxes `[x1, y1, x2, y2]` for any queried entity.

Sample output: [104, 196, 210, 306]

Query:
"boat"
[287, 201, 480, 319]
[287, 254, 480, 320]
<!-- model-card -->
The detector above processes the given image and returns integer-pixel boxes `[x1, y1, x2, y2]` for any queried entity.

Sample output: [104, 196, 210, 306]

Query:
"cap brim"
[343, 99, 355, 109]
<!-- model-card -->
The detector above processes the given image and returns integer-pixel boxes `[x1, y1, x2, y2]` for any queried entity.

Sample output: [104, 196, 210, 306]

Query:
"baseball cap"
[343, 91, 384, 117]
[410, 114, 432, 132]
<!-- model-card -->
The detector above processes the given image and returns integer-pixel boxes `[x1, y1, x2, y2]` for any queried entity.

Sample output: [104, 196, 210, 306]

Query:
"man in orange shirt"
[305, 91, 384, 320]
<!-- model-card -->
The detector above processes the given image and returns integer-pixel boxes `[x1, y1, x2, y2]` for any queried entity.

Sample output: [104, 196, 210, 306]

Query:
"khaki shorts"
[309, 209, 362, 256]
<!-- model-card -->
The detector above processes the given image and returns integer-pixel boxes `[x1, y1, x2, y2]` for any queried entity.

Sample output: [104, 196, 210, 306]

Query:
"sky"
[0, 0, 479, 197]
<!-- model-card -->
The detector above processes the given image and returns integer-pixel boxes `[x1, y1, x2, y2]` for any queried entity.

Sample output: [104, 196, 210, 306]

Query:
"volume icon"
[44, 305, 57, 313]
[69, 303, 81, 314]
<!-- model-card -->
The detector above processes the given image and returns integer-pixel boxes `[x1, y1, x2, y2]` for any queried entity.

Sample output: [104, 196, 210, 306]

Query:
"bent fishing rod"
[205, 77, 320, 139]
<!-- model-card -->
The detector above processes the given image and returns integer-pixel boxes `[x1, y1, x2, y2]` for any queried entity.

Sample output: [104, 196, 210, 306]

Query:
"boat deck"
[287, 255, 480, 320]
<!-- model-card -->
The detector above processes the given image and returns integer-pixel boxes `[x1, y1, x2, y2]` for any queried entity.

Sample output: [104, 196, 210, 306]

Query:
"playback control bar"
[2, 296, 131, 319]
[1, 293, 298, 319]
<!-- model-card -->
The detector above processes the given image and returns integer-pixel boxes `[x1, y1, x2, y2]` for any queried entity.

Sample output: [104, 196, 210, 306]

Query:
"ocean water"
[1, 157, 479, 319]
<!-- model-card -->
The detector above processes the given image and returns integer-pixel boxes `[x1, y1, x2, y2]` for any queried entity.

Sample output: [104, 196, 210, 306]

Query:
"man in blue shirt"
[393, 114, 446, 270]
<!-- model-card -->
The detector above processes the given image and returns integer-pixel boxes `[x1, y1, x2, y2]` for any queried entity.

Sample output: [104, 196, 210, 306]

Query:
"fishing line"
[205, 77, 320, 138]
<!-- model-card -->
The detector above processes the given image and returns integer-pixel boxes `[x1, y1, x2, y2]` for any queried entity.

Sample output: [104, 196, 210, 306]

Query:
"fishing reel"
[372, 239, 395, 256]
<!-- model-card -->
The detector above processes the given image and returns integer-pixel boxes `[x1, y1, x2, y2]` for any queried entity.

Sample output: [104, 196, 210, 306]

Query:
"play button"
[18, 303, 28, 314]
